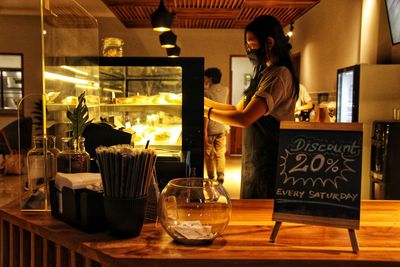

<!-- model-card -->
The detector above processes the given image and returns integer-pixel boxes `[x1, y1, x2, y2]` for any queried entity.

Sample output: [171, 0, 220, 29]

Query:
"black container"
[49, 179, 107, 233]
[103, 196, 148, 238]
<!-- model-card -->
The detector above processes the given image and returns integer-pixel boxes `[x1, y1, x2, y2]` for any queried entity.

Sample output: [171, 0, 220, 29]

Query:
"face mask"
[246, 48, 265, 66]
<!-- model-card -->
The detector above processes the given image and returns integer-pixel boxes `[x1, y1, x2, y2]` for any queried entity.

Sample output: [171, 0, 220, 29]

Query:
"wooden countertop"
[1, 199, 400, 267]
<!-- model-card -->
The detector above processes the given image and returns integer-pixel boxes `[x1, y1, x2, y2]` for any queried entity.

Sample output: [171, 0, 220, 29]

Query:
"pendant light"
[167, 45, 181, 57]
[287, 22, 294, 38]
[151, 0, 174, 32]
[159, 31, 177, 48]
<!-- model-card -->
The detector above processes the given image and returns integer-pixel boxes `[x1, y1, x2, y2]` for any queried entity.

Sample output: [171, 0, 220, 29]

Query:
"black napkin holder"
[49, 179, 107, 233]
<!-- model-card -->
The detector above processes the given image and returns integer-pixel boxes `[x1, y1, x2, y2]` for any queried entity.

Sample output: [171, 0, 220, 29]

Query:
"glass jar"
[26, 135, 55, 205]
[57, 136, 90, 173]
[158, 178, 232, 245]
[47, 135, 60, 176]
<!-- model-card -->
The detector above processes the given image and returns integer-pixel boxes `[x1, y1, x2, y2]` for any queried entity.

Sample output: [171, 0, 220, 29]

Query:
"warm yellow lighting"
[153, 26, 171, 32]
[160, 31, 177, 48]
[162, 44, 175, 48]
[103, 88, 123, 93]
[166, 45, 180, 57]
[61, 65, 89, 76]
[44, 71, 89, 84]
[287, 22, 294, 38]
[76, 84, 100, 90]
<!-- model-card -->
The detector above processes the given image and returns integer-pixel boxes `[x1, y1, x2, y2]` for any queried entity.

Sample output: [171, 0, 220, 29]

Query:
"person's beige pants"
[204, 133, 226, 180]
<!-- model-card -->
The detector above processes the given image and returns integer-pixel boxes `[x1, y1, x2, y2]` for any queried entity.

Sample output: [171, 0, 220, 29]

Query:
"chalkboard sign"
[272, 122, 363, 230]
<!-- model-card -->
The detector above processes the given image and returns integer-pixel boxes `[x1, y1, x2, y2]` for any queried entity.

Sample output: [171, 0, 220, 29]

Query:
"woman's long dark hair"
[244, 15, 299, 99]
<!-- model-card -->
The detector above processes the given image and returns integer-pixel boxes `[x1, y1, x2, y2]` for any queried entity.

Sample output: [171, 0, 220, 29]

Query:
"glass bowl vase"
[158, 177, 232, 245]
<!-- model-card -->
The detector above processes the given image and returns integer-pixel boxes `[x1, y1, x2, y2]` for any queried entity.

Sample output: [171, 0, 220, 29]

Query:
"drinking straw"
[96, 145, 157, 199]
[120, 153, 127, 198]
[110, 149, 115, 197]
[96, 150, 106, 195]
[104, 150, 111, 197]
[125, 153, 134, 198]
[135, 151, 145, 197]
[139, 152, 149, 196]
[146, 154, 157, 194]
[97, 148, 111, 197]
[114, 150, 121, 198]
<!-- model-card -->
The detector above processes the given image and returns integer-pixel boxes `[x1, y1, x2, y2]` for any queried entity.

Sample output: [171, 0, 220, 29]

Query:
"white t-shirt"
[205, 83, 229, 135]
[295, 84, 312, 115]
[254, 66, 296, 121]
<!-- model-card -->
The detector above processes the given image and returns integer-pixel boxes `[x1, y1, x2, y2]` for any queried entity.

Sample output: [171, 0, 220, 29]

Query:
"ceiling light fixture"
[159, 31, 177, 48]
[287, 22, 294, 37]
[166, 45, 181, 57]
[150, 0, 174, 32]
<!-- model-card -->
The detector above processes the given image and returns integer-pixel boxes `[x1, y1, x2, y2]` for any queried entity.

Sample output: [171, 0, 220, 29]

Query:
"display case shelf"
[45, 57, 204, 176]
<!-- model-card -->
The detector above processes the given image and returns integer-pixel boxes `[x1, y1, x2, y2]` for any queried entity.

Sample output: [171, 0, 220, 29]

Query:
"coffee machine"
[370, 121, 400, 199]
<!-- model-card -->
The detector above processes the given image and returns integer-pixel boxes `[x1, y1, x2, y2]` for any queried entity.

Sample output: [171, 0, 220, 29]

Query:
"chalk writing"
[273, 123, 363, 223]
[289, 137, 361, 156]
[280, 149, 355, 189]
[276, 188, 359, 203]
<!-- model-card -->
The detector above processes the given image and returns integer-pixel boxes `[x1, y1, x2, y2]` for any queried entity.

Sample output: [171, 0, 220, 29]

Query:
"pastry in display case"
[105, 65, 184, 149]
[44, 60, 101, 119]
[44, 57, 204, 177]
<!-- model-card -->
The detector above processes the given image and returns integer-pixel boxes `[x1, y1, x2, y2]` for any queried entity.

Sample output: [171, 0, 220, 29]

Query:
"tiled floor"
[0, 156, 242, 207]
[214, 155, 241, 199]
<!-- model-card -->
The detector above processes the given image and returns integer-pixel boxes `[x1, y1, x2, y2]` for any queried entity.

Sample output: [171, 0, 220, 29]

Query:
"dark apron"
[240, 68, 280, 199]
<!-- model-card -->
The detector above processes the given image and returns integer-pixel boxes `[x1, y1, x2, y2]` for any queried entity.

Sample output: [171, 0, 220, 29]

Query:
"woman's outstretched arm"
[204, 96, 267, 128]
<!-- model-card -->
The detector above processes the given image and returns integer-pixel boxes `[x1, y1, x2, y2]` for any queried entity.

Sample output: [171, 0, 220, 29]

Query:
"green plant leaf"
[66, 91, 93, 140]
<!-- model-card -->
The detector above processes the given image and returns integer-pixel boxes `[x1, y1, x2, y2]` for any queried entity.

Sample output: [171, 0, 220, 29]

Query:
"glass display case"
[99, 65, 183, 149]
[44, 57, 204, 177]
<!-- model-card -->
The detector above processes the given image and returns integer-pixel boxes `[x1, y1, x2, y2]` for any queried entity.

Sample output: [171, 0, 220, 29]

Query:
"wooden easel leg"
[348, 229, 359, 253]
[269, 221, 282, 243]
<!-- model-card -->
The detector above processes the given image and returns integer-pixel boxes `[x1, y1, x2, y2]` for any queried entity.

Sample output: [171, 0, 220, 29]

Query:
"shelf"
[101, 103, 180, 107]
[126, 77, 181, 81]
[100, 103, 181, 114]
[46, 103, 100, 112]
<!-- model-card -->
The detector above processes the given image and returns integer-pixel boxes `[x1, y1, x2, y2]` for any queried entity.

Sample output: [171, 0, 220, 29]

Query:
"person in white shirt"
[295, 84, 313, 121]
[204, 68, 229, 183]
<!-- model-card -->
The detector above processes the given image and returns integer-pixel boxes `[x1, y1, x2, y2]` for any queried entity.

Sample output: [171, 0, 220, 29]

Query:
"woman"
[204, 15, 299, 199]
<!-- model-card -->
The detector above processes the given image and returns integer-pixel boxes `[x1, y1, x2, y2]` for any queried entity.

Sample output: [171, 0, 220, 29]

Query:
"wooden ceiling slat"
[174, 0, 244, 8]
[244, 0, 319, 8]
[102, 0, 160, 7]
[175, 18, 234, 28]
[175, 8, 240, 18]
[45, 4, 97, 28]
[101, 0, 319, 29]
